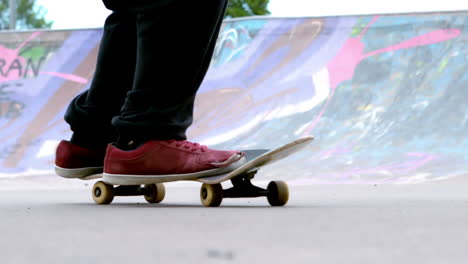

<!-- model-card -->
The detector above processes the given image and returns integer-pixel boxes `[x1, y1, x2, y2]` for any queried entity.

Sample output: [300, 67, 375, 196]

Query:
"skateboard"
[91, 136, 314, 207]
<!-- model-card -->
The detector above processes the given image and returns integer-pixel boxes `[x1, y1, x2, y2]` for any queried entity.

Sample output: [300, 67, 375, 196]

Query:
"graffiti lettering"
[0, 57, 45, 79]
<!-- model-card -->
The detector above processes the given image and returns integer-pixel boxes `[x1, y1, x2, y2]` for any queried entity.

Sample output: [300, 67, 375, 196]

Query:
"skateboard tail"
[196, 136, 314, 184]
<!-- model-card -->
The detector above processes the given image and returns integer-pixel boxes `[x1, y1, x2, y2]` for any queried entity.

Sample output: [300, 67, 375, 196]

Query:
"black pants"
[65, 0, 227, 146]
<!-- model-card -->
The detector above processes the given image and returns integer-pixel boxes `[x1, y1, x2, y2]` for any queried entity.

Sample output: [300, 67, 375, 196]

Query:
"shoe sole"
[102, 156, 247, 185]
[55, 166, 103, 180]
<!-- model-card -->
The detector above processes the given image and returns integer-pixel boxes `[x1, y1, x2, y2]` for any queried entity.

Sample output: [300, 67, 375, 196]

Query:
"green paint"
[438, 58, 449, 72]
[350, 18, 373, 37]
[20, 47, 46, 61]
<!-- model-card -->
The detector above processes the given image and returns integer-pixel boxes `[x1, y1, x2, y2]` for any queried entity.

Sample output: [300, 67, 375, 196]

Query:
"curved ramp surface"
[0, 12, 467, 183]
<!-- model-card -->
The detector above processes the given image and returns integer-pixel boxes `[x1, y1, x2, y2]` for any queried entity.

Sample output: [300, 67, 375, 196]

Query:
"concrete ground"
[0, 177, 467, 264]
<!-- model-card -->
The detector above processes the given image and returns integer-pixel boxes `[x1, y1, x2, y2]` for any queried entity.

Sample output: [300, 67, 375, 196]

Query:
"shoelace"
[168, 140, 208, 152]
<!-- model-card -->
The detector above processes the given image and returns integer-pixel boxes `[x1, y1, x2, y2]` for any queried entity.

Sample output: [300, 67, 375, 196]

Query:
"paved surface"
[1, 177, 467, 264]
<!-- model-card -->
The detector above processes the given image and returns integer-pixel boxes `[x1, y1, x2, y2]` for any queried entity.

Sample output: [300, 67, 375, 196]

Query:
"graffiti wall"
[0, 12, 467, 183]
[0, 29, 101, 174]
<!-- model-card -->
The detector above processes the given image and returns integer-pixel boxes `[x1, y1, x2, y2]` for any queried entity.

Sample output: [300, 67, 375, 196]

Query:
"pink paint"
[0, 32, 43, 82]
[0, 31, 89, 84]
[331, 152, 438, 179]
[357, 16, 380, 38]
[317, 144, 355, 159]
[363, 29, 461, 59]
[392, 152, 438, 173]
[14, 32, 42, 52]
[0, 45, 27, 82]
[40, 71, 88, 84]
[302, 17, 461, 136]
[291, 152, 438, 184]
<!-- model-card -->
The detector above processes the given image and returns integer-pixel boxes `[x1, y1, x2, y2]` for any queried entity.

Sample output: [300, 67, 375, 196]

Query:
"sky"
[35, 0, 468, 29]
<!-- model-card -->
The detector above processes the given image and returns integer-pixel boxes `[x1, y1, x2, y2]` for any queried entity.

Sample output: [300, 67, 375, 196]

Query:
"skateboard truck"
[92, 181, 165, 205]
[223, 169, 268, 198]
[200, 169, 289, 207]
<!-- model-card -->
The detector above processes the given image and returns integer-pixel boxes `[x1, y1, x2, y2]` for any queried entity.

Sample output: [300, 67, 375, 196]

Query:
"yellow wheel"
[200, 183, 223, 207]
[267, 181, 289, 206]
[92, 181, 114, 204]
[144, 183, 166, 203]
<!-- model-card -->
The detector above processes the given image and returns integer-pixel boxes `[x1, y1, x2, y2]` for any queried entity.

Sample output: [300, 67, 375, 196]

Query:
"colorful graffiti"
[0, 12, 467, 183]
[192, 13, 468, 183]
[0, 29, 101, 172]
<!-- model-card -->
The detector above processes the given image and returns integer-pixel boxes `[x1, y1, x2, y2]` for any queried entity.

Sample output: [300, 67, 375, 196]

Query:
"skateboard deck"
[193, 136, 313, 184]
[91, 136, 314, 207]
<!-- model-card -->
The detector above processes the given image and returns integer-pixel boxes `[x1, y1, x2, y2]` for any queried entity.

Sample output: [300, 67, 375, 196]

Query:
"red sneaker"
[103, 140, 246, 185]
[55, 140, 105, 179]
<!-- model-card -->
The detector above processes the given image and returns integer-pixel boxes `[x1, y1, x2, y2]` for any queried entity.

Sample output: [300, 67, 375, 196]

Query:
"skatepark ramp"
[0, 11, 467, 183]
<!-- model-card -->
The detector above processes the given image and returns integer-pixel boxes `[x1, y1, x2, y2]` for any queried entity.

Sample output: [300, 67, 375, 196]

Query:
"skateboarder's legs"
[65, 0, 226, 148]
[114, 0, 228, 146]
[65, 10, 136, 149]
[55, 0, 247, 180]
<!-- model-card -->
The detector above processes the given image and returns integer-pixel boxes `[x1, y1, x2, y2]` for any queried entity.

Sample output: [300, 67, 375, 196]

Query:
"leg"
[55, 4, 137, 179]
[102, 0, 248, 183]
[58, 0, 248, 182]
[64, 10, 137, 149]
[112, 0, 228, 142]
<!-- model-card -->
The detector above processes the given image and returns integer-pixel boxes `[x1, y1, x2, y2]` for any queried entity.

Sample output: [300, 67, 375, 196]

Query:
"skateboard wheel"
[200, 183, 223, 207]
[92, 181, 114, 205]
[144, 183, 166, 204]
[267, 181, 289, 206]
